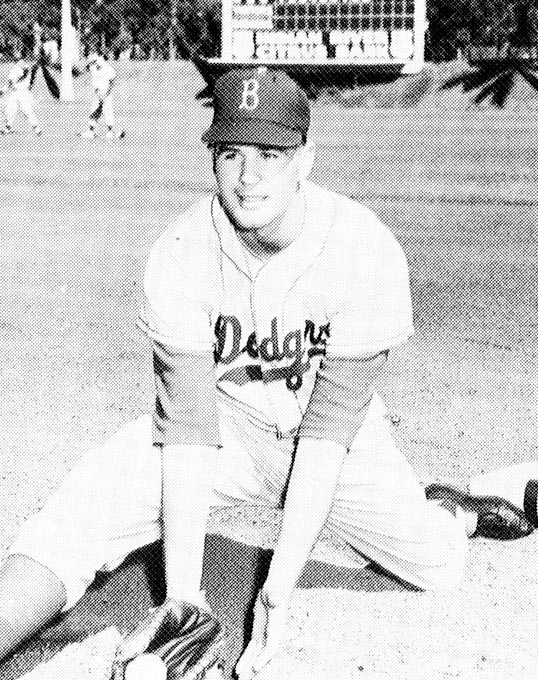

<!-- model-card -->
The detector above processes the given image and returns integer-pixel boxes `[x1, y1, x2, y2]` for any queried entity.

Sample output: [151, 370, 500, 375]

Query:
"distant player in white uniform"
[80, 53, 124, 140]
[0, 69, 531, 677]
[0, 59, 41, 136]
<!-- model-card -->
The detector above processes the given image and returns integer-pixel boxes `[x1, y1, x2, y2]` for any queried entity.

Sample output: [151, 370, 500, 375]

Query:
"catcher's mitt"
[111, 598, 225, 680]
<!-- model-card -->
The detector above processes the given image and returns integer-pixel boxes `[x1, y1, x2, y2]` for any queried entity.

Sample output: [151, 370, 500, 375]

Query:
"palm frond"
[491, 69, 515, 107]
[517, 64, 538, 91]
[474, 72, 507, 104]
[441, 66, 499, 94]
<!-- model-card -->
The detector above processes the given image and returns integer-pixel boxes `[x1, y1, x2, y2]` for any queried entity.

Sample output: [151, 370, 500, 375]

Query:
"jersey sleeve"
[299, 352, 388, 448]
[137, 225, 215, 352]
[153, 342, 221, 447]
[325, 211, 414, 358]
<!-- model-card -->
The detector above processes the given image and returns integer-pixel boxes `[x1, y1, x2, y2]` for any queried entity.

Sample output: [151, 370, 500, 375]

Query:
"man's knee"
[418, 551, 466, 592]
[412, 524, 468, 592]
[0, 554, 67, 659]
[0, 553, 67, 611]
[393, 504, 468, 592]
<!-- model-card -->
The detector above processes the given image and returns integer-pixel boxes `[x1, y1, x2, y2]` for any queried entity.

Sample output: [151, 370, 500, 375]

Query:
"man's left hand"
[235, 591, 289, 679]
[111, 598, 223, 680]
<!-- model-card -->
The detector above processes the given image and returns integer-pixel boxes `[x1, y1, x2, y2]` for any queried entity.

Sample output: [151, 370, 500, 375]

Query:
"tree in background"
[0, 0, 534, 63]
[427, 0, 538, 61]
[439, 0, 538, 107]
[0, 0, 220, 60]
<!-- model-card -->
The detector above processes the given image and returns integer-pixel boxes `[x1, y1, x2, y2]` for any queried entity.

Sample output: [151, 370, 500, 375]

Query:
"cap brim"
[202, 118, 303, 148]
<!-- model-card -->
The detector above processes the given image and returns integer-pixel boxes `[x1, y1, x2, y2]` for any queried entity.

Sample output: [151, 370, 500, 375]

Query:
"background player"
[80, 52, 124, 140]
[0, 58, 41, 136]
[0, 69, 530, 679]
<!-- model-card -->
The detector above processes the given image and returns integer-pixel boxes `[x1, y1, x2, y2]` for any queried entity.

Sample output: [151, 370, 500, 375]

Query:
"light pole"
[61, 0, 75, 101]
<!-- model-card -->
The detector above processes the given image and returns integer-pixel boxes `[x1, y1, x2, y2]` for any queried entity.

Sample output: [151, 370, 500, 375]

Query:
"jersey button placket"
[250, 279, 282, 440]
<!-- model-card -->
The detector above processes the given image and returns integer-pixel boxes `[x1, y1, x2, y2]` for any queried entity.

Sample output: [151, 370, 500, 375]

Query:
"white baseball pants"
[5, 90, 38, 128]
[9, 395, 467, 610]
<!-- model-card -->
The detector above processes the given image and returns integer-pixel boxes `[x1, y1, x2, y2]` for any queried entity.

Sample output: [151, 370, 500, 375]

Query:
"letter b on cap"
[239, 78, 260, 111]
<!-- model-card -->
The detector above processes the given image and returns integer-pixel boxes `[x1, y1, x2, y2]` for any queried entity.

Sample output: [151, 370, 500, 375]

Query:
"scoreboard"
[220, 0, 426, 72]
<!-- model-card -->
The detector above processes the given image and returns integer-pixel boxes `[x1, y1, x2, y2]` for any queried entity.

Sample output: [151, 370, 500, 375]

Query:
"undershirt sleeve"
[152, 341, 221, 448]
[298, 351, 388, 449]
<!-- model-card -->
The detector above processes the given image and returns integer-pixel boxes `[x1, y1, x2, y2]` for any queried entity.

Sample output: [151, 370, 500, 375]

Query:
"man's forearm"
[262, 438, 347, 605]
[161, 443, 218, 604]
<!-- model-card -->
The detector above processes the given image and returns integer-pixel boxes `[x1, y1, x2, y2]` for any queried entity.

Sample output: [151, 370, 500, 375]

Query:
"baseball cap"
[202, 68, 310, 148]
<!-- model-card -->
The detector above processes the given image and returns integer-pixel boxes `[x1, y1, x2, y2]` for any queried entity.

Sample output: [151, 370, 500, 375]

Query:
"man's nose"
[239, 155, 262, 184]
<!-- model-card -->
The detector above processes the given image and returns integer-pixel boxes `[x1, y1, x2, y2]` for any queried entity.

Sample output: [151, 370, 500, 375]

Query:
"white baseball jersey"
[8, 62, 32, 91]
[10, 184, 468, 609]
[90, 59, 116, 93]
[138, 181, 413, 436]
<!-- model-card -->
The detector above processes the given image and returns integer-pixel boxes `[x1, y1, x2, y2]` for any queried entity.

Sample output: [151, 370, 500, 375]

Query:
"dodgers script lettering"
[214, 315, 330, 391]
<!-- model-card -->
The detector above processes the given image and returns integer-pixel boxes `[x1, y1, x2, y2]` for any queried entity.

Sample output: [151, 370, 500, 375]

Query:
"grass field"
[0, 60, 537, 679]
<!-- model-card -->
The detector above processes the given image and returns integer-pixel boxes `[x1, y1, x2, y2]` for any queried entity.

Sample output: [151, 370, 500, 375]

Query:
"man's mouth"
[236, 193, 267, 208]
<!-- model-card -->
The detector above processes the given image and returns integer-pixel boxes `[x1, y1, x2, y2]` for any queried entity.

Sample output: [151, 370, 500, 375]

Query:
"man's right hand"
[235, 590, 290, 680]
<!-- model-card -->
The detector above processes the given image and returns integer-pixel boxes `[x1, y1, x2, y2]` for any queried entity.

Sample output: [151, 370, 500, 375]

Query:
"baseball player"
[80, 52, 124, 140]
[0, 58, 41, 136]
[0, 69, 531, 677]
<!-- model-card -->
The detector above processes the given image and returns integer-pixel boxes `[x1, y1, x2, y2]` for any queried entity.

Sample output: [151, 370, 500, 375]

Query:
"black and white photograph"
[0, 1, 537, 678]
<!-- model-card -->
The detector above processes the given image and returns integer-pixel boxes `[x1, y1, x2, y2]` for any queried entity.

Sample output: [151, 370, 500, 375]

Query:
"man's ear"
[298, 142, 316, 181]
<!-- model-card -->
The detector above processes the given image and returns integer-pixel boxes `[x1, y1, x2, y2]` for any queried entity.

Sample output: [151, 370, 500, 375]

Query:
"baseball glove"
[111, 598, 225, 680]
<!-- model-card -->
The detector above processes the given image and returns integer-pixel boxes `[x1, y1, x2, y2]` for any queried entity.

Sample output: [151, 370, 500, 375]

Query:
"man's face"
[213, 143, 312, 234]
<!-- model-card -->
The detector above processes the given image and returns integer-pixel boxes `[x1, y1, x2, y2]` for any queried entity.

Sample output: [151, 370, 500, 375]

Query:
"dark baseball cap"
[202, 68, 310, 148]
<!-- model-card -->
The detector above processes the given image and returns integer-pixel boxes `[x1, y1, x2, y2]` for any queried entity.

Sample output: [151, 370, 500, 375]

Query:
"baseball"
[203, 664, 226, 680]
[124, 653, 167, 680]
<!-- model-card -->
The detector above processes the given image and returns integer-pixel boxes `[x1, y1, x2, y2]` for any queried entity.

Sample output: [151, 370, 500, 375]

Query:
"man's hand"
[234, 591, 289, 680]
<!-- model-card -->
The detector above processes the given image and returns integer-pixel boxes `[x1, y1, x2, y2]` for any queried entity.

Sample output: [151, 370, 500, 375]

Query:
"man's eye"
[261, 150, 279, 160]
[220, 150, 238, 160]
